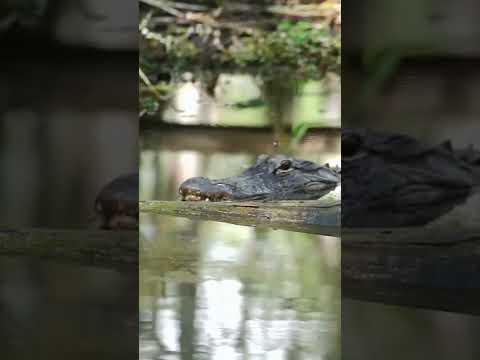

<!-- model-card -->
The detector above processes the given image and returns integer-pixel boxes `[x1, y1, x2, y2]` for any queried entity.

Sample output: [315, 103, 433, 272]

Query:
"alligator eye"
[279, 160, 292, 170]
[275, 159, 293, 175]
[343, 139, 367, 161]
[343, 140, 358, 157]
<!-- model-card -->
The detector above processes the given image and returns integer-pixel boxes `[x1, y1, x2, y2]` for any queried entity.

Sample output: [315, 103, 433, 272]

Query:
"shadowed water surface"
[0, 257, 137, 359]
[0, 54, 137, 228]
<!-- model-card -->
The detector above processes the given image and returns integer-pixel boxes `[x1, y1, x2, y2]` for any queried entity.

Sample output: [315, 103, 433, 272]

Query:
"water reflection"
[160, 73, 340, 128]
[140, 219, 340, 360]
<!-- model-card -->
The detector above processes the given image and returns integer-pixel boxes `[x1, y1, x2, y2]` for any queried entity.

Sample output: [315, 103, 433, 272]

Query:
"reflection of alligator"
[343, 128, 480, 227]
[179, 155, 340, 202]
[95, 173, 139, 230]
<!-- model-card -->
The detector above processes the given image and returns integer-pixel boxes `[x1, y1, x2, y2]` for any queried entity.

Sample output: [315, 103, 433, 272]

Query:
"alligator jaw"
[179, 181, 233, 202]
[179, 175, 238, 202]
[179, 156, 341, 202]
[180, 190, 231, 202]
[183, 193, 204, 201]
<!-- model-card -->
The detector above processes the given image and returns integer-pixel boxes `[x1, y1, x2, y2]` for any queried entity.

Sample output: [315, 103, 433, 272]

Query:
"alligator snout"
[179, 155, 341, 202]
[179, 177, 233, 201]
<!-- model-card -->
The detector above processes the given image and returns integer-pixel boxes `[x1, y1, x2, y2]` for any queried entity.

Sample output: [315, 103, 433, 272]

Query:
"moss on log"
[139, 199, 341, 236]
[0, 228, 137, 266]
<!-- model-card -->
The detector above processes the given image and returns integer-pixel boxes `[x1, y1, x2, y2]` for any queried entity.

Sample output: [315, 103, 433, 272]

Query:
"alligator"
[179, 129, 480, 228]
[342, 128, 480, 227]
[95, 172, 139, 230]
[179, 154, 340, 202]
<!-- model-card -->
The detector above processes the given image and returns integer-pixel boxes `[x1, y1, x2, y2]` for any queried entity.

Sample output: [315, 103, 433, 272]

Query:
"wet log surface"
[0, 228, 138, 266]
[343, 227, 480, 315]
[140, 199, 341, 237]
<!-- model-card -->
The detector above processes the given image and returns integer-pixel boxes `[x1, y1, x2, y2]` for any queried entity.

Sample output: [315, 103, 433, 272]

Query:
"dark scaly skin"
[342, 128, 480, 227]
[179, 155, 340, 202]
[179, 130, 480, 228]
[95, 172, 138, 230]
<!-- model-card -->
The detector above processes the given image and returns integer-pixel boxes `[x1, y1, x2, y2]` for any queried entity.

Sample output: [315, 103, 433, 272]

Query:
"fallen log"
[342, 227, 480, 315]
[139, 199, 341, 237]
[0, 228, 138, 266]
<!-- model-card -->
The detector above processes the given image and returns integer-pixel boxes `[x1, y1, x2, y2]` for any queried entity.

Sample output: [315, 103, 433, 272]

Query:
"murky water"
[140, 218, 340, 360]
[343, 300, 480, 360]
[0, 55, 137, 228]
[140, 131, 341, 359]
[0, 257, 137, 359]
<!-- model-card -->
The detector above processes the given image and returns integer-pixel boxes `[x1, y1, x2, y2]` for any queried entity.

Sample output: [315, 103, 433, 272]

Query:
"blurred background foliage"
[139, 0, 340, 126]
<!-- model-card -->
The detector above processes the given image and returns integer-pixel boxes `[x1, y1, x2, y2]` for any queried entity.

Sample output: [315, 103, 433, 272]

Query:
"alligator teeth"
[182, 191, 228, 202]
[183, 193, 215, 201]
[184, 194, 202, 201]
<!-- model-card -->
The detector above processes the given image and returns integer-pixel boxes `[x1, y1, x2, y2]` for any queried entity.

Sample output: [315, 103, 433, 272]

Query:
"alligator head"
[95, 172, 139, 230]
[179, 154, 340, 202]
[342, 128, 479, 227]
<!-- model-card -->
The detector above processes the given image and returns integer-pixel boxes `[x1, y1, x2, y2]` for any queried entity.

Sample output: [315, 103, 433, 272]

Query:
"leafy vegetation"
[140, 5, 340, 78]
[139, 0, 341, 124]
